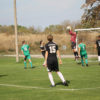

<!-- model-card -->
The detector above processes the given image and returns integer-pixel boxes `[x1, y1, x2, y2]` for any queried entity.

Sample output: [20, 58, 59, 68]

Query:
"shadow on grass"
[0, 75, 8, 77]
[56, 80, 70, 86]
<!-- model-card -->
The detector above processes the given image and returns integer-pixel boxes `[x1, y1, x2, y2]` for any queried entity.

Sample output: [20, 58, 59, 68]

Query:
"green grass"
[0, 57, 100, 100]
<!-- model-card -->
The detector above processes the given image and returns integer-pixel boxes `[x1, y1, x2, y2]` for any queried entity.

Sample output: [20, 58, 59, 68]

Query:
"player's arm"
[78, 47, 81, 57]
[57, 50, 62, 64]
[21, 50, 25, 58]
[44, 51, 48, 67]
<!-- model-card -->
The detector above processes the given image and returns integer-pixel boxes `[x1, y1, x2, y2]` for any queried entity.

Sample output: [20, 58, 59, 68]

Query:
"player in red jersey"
[67, 27, 79, 60]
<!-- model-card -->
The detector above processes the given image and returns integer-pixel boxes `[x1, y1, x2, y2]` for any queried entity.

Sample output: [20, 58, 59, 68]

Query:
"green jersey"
[21, 44, 30, 56]
[78, 43, 87, 55]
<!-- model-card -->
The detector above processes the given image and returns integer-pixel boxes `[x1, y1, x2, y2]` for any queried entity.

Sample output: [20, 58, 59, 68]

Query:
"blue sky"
[0, 0, 85, 28]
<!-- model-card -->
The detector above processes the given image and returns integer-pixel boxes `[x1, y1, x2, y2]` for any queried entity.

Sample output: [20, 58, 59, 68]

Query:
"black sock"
[76, 52, 78, 56]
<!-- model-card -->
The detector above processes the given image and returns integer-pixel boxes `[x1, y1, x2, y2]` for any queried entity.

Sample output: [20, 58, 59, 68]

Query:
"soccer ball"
[66, 26, 71, 30]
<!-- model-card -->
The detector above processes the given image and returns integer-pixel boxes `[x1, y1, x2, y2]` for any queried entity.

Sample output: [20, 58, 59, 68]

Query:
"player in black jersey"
[40, 40, 46, 66]
[95, 35, 100, 64]
[44, 35, 68, 87]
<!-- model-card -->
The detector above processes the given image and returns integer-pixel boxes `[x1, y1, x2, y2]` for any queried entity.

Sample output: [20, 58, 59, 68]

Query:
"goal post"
[74, 27, 100, 55]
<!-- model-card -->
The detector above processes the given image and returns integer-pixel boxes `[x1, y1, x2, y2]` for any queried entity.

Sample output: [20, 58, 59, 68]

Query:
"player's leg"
[81, 56, 84, 66]
[56, 71, 68, 86]
[47, 59, 55, 87]
[98, 51, 100, 65]
[84, 54, 88, 66]
[72, 43, 79, 60]
[24, 56, 27, 69]
[48, 71, 55, 87]
[28, 55, 33, 68]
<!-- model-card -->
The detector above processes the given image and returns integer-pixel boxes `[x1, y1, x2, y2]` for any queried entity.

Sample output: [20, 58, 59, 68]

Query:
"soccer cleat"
[24, 67, 27, 69]
[63, 81, 68, 86]
[86, 64, 88, 67]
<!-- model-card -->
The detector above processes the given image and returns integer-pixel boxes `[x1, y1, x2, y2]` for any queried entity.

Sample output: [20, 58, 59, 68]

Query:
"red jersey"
[69, 30, 76, 43]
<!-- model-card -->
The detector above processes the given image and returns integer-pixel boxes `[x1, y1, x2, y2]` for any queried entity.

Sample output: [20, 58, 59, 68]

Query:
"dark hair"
[98, 35, 100, 38]
[40, 40, 43, 45]
[22, 40, 25, 44]
[79, 38, 83, 43]
[47, 34, 53, 42]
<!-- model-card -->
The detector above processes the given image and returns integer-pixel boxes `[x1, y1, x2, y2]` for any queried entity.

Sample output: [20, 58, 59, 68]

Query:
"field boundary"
[0, 83, 100, 91]
[0, 55, 98, 58]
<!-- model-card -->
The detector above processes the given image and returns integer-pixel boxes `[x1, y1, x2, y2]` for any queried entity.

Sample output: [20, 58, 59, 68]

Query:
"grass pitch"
[0, 57, 100, 100]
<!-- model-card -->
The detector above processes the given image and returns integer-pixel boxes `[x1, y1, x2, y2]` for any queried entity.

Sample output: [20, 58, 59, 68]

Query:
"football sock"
[48, 73, 55, 86]
[98, 56, 100, 62]
[74, 52, 76, 57]
[81, 59, 84, 66]
[85, 59, 88, 64]
[57, 72, 65, 83]
[24, 61, 27, 68]
[76, 52, 78, 56]
[29, 62, 33, 68]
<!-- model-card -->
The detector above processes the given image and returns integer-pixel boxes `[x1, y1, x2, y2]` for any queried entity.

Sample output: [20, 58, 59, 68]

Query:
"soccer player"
[44, 35, 68, 87]
[21, 40, 33, 69]
[40, 40, 46, 66]
[78, 39, 88, 67]
[67, 27, 79, 60]
[95, 35, 100, 65]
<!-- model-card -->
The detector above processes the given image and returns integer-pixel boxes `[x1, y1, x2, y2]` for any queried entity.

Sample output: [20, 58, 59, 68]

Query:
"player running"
[21, 40, 33, 69]
[66, 26, 79, 60]
[40, 40, 46, 66]
[95, 35, 100, 65]
[44, 35, 68, 87]
[78, 39, 88, 67]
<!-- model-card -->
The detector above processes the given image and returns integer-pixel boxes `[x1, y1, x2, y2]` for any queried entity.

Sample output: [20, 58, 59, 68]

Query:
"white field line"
[0, 83, 100, 91]
[0, 55, 98, 58]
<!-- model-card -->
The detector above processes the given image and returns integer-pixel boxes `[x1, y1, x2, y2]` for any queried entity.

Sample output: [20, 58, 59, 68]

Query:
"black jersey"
[96, 40, 100, 50]
[40, 46, 45, 57]
[45, 42, 58, 58]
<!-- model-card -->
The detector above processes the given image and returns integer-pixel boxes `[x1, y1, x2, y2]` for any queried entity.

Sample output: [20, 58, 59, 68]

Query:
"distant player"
[66, 26, 79, 60]
[95, 35, 100, 65]
[40, 40, 46, 66]
[78, 39, 88, 67]
[21, 40, 33, 69]
[44, 35, 68, 87]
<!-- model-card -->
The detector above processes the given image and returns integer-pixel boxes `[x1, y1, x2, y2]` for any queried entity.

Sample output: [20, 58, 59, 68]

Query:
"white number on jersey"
[24, 47, 28, 51]
[49, 46, 56, 53]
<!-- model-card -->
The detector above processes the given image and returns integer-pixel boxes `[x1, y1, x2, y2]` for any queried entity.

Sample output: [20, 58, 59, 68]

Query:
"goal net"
[75, 28, 100, 55]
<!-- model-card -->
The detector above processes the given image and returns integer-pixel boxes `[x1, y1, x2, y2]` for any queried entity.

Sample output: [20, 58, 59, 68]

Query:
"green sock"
[85, 59, 88, 64]
[24, 61, 27, 68]
[81, 59, 84, 66]
[30, 62, 33, 68]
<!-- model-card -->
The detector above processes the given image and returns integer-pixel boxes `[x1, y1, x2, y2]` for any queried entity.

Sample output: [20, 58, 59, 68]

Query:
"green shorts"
[81, 53, 88, 59]
[24, 55, 31, 60]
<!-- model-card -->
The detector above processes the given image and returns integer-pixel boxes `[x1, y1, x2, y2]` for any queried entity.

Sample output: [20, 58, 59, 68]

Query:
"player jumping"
[44, 35, 68, 87]
[78, 39, 88, 67]
[95, 35, 100, 65]
[21, 40, 33, 69]
[66, 26, 79, 60]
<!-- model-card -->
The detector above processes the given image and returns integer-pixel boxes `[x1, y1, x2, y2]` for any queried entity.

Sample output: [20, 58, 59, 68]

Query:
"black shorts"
[47, 58, 59, 72]
[71, 42, 76, 49]
[42, 51, 45, 57]
[97, 50, 100, 56]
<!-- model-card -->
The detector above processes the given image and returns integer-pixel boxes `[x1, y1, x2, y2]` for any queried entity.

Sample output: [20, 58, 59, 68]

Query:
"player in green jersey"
[21, 40, 33, 69]
[78, 39, 88, 67]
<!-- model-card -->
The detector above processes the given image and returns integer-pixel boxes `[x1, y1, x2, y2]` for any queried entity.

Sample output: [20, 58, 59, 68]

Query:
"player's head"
[22, 40, 25, 45]
[98, 35, 100, 40]
[47, 34, 53, 42]
[79, 39, 83, 43]
[40, 40, 43, 45]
